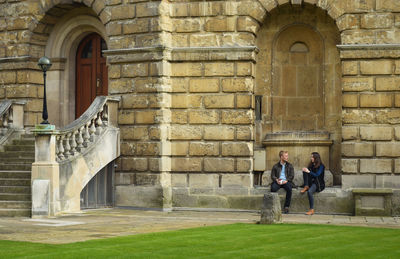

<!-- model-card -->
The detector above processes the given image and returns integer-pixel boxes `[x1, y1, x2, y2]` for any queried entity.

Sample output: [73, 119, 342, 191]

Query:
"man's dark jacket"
[271, 161, 295, 187]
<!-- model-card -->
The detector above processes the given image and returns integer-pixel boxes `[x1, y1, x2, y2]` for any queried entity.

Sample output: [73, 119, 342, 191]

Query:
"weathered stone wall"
[1, 0, 400, 213]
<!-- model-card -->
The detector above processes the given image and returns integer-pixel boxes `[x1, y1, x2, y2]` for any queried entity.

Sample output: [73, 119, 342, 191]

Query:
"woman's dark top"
[308, 164, 325, 192]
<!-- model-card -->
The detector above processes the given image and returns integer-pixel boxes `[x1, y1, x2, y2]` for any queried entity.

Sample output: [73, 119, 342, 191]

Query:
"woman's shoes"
[300, 186, 309, 193]
[306, 209, 314, 215]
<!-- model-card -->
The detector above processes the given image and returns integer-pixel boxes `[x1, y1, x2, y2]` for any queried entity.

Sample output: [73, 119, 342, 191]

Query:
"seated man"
[270, 150, 294, 214]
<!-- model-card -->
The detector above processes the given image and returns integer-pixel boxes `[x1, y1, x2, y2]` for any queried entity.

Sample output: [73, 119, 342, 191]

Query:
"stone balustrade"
[54, 96, 119, 162]
[0, 99, 25, 146]
[32, 96, 120, 217]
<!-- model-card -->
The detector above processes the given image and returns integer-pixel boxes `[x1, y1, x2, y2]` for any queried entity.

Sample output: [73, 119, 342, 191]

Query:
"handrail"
[0, 100, 12, 118]
[54, 96, 120, 162]
[0, 99, 25, 136]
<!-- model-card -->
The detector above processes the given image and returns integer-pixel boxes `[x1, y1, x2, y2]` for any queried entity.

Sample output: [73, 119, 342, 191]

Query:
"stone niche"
[262, 131, 333, 171]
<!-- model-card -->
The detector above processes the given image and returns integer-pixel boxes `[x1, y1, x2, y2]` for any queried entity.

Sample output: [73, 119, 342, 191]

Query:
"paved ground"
[0, 208, 399, 244]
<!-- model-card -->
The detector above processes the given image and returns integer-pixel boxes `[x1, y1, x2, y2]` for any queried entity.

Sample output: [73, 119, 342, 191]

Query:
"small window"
[289, 42, 309, 53]
[81, 40, 93, 58]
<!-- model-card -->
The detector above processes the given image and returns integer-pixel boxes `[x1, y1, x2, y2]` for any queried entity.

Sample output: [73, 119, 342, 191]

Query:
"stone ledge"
[262, 170, 334, 187]
[352, 188, 393, 194]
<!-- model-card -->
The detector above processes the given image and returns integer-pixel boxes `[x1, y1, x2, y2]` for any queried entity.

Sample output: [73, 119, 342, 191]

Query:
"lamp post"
[37, 56, 52, 124]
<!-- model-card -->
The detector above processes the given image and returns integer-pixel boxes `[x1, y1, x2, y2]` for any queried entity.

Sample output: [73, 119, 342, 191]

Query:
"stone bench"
[261, 170, 334, 187]
[352, 188, 393, 216]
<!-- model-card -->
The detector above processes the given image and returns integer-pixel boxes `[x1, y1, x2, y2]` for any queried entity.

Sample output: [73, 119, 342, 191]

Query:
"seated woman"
[301, 152, 325, 215]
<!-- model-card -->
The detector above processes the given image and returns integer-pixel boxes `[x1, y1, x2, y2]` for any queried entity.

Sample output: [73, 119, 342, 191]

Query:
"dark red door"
[76, 33, 108, 118]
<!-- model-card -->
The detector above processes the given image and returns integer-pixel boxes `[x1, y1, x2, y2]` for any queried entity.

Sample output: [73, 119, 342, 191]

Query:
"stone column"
[31, 125, 60, 217]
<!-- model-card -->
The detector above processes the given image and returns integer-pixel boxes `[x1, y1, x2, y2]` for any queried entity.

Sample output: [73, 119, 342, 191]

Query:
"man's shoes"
[306, 209, 314, 215]
[300, 186, 309, 194]
[283, 207, 289, 214]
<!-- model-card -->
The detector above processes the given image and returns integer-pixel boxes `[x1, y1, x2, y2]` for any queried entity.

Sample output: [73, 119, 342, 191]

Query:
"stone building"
[0, 0, 399, 216]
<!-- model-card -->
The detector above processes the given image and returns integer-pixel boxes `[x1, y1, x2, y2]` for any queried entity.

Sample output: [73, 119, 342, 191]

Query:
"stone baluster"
[57, 135, 65, 161]
[95, 111, 103, 135]
[76, 126, 84, 150]
[70, 131, 77, 156]
[64, 133, 71, 158]
[83, 122, 91, 147]
[102, 104, 109, 127]
[89, 119, 96, 142]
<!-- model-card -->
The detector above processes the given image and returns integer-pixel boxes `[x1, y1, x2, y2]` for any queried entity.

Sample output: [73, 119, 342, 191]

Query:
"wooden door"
[76, 33, 108, 118]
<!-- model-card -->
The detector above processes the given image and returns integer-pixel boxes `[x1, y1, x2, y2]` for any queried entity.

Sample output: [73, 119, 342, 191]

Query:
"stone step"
[0, 208, 31, 217]
[0, 186, 31, 194]
[0, 151, 35, 159]
[12, 139, 35, 146]
[0, 171, 31, 179]
[4, 145, 35, 152]
[0, 201, 31, 209]
[0, 164, 31, 171]
[0, 193, 31, 201]
[0, 158, 34, 164]
[0, 179, 30, 186]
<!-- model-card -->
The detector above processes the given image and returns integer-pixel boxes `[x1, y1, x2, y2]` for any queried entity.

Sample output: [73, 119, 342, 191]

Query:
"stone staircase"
[0, 135, 34, 217]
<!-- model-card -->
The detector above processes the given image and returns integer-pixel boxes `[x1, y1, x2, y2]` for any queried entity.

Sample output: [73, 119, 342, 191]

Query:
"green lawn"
[1, 223, 399, 258]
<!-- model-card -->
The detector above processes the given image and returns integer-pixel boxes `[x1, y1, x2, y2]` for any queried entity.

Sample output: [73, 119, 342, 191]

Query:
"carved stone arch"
[36, 6, 108, 127]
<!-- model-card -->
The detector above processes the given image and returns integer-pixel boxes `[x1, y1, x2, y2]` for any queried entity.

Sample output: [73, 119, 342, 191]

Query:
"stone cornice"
[104, 46, 259, 63]
[337, 44, 400, 59]
[0, 55, 31, 63]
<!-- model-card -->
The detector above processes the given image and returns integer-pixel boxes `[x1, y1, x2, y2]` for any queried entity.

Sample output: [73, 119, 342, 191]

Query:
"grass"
[0, 223, 400, 258]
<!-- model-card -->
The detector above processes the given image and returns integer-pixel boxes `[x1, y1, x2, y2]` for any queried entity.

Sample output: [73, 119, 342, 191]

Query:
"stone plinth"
[353, 188, 393, 216]
[260, 193, 282, 224]
[262, 131, 333, 171]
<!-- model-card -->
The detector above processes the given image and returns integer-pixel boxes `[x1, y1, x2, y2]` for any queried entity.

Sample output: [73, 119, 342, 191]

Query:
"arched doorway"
[76, 32, 108, 118]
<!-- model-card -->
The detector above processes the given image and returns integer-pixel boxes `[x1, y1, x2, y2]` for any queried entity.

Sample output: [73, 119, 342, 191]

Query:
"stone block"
[221, 174, 250, 188]
[342, 61, 358, 75]
[171, 174, 187, 187]
[396, 127, 400, 140]
[237, 95, 252, 108]
[204, 63, 234, 76]
[189, 142, 219, 156]
[342, 142, 374, 157]
[170, 125, 202, 140]
[189, 34, 218, 47]
[135, 111, 155, 124]
[171, 142, 188, 156]
[361, 13, 393, 29]
[236, 126, 253, 140]
[136, 142, 160, 156]
[342, 77, 373, 92]
[396, 159, 400, 173]
[376, 0, 400, 11]
[376, 143, 400, 157]
[120, 142, 135, 156]
[0, 71, 16, 83]
[341, 159, 358, 174]
[189, 79, 219, 93]
[204, 17, 235, 32]
[118, 111, 134, 125]
[260, 193, 282, 224]
[360, 126, 393, 141]
[115, 185, 163, 208]
[376, 77, 400, 91]
[342, 109, 374, 124]
[173, 19, 201, 33]
[189, 174, 219, 188]
[204, 125, 235, 140]
[204, 95, 234, 108]
[32, 179, 49, 217]
[336, 14, 359, 31]
[360, 60, 393, 75]
[188, 110, 219, 124]
[237, 158, 252, 172]
[171, 63, 202, 76]
[222, 78, 253, 92]
[171, 110, 187, 124]
[204, 158, 234, 172]
[171, 95, 202, 109]
[376, 175, 400, 189]
[360, 159, 392, 173]
[360, 93, 392, 108]
[110, 5, 135, 20]
[376, 110, 400, 124]
[221, 142, 253, 156]
[353, 188, 393, 216]
[342, 126, 358, 140]
[342, 93, 358, 108]
[171, 158, 202, 172]
[170, 78, 188, 93]
[236, 62, 253, 76]
[254, 149, 266, 171]
[221, 110, 253, 124]
[342, 174, 375, 189]
[237, 16, 259, 34]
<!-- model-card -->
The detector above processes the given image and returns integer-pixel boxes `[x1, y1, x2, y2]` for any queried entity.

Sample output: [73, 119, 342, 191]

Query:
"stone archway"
[44, 8, 108, 127]
[255, 4, 342, 183]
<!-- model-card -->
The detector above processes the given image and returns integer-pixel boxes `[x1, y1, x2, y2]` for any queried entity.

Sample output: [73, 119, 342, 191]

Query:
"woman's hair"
[308, 152, 322, 168]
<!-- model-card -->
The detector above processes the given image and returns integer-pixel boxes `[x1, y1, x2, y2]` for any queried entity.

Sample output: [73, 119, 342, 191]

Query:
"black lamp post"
[38, 56, 52, 124]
